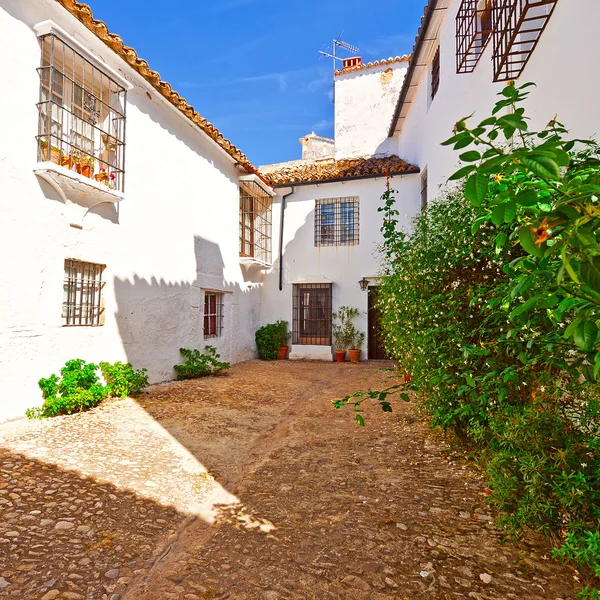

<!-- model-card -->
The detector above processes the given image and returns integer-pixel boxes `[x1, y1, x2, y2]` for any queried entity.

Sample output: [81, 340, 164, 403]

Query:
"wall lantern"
[358, 277, 370, 291]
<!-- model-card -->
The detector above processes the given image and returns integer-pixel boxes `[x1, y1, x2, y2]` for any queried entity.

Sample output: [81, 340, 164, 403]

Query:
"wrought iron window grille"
[421, 170, 428, 210]
[314, 197, 360, 247]
[492, 0, 558, 82]
[63, 259, 105, 326]
[456, 0, 495, 74]
[239, 180, 273, 264]
[203, 292, 224, 339]
[431, 46, 441, 101]
[292, 283, 332, 346]
[36, 34, 127, 192]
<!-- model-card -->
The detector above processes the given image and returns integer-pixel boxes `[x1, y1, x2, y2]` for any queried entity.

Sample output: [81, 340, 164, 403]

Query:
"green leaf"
[454, 136, 475, 151]
[574, 320, 598, 352]
[466, 375, 476, 388]
[356, 414, 365, 427]
[399, 393, 410, 402]
[518, 226, 543, 257]
[465, 172, 489, 206]
[380, 402, 393, 413]
[520, 155, 561, 180]
[490, 201, 517, 226]
[459, 150, 481, 162]
[594, 352, 600, 379]
[449, 165, 476, 181]
[561, 245, 580, 285]
[581, 258, 600, 292]
[516, 189, 538, 207]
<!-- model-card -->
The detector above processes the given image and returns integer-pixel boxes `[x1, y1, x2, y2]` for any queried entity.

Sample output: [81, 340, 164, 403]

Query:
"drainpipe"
[279, 187, 294, 291]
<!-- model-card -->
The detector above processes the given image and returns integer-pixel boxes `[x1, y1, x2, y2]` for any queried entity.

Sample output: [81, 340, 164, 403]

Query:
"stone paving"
[0, 361, 589, 599]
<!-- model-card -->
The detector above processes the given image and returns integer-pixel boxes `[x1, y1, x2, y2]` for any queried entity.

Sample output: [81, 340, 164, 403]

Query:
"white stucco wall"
[259, 174, 420, 358]
[394, 0, 600, 200]
[334, 62, 408, 159]
[0, 0, 262, 420]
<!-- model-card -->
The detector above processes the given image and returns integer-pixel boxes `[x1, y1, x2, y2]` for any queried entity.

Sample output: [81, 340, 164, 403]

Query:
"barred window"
[456, 0, 494, 74]
[431, 46, 441, 101]
[315, 197, 359, 246]
[292, 283, 332, 346]
[203, 292, 224, 339]
[63, 259, 105, 326]
[239, 180, 273, 264]
[421, 169, 428, 210]
[37, 34, 127, 191]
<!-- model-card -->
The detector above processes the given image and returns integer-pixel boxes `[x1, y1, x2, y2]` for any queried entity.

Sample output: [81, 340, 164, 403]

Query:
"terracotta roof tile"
[55, 0, 262, 177]
[335, 55, 411, 76]
[260, 155, 419, 186]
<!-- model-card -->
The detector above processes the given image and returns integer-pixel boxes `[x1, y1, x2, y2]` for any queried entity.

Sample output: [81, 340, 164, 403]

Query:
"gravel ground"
[0, 360, 588, 599]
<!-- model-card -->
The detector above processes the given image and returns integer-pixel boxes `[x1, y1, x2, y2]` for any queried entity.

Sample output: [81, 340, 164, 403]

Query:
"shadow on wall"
[113, 236, 260, 384]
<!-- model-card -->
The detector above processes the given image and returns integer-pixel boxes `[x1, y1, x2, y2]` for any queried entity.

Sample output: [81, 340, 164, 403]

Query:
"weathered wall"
[300, 133, 335, 160]
[0, 0, 261, 420]
[335, 62, 408, 160]
[394, 0, 600, 201]
[260, 174, 420, 358]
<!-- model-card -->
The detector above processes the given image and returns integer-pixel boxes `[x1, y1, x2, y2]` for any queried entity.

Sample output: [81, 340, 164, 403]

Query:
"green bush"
[99, 361, 149, 397]
[332, 306, 365, 351]
[173, 346, 230, 380]
[27, 359, 109, 418]
[335, 82, 600, 589]
[255, 320, 289, 360]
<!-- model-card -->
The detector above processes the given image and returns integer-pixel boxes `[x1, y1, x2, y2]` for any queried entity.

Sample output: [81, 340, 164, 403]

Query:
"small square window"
[62, 259, 105, 326]
[315, 197, 359, 246]
[204, 292, 224, 339]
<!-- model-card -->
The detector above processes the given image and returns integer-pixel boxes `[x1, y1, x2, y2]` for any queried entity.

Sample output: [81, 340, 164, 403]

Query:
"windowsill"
[34, 162, 124, 206]
[239, 256, 271, 269]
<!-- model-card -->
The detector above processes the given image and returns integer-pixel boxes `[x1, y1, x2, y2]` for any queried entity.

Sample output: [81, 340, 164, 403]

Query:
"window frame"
[420, 169, 428, 211]
[292, 283, 332, 346]
[62, 258, 106, 326]
[430, 46, 441, 101]
[36, 31, 127, 192]
[239, 179, 273, 265]
[203, 292, 224, 339]
[314, 197, 360, 247]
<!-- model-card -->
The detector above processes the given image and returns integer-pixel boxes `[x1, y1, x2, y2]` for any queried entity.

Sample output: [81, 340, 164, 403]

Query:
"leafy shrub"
[255, 320, 289, 360]
[27, 359, 109, 418]
[99, 361, 149, 397]
[332, 306, 365, 351]
[335, 82, 600, 589]
[173, 346, 230, 380]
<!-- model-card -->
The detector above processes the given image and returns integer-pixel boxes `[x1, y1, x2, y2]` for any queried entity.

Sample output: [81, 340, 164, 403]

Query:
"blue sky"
[89, 1, 425, 166]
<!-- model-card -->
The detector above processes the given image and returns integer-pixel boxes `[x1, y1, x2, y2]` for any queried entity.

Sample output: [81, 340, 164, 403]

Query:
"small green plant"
[332, 306, 364, 350]
[99, 361, 149, 397]
[27, 359, 109, 419]
[255, 321, 289, 360]
[173, 346, 230, 380]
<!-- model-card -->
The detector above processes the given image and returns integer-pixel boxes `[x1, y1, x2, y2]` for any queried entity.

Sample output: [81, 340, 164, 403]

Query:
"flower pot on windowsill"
[80, 164, 92, 178]
[348, 349, 361, 363]
[94, 172, 109, 185]
[335, 350, 347, 363]
[277, 345, 289, 360]
[61, 155, 73, 170]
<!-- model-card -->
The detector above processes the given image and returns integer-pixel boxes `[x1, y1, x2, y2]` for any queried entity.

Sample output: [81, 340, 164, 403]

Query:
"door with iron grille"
[368, 286, 387, 360]
[292, 283, 332, 345]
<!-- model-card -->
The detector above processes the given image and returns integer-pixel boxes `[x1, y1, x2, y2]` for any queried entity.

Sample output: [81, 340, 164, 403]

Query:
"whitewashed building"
[0, 0, 275, 420]
[1, 0, 599, 419]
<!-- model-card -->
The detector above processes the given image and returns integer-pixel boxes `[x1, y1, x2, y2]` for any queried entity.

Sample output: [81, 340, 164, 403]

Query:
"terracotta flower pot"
[61, 155, 73, 169]
[94, 172, 109, 185]
[81, 164, 92, 178]
[335, 350, 347, 363]
[348, 349, 361, 363]
[277, 345, 288, 360]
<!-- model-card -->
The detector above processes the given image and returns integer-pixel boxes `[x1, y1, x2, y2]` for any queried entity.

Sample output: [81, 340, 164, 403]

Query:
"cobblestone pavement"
[0, 361, 589, 599]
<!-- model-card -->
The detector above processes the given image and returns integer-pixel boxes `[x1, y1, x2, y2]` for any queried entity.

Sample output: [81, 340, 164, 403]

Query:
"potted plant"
[275, 320, 290, 360]
[255, 322, 280, 360]
[94, 167, 110, 185]
[39, 139, 61, 164]
[79, 154, 95, 178]
[333, 306, 364, 363]
[348, 330, 365, 363]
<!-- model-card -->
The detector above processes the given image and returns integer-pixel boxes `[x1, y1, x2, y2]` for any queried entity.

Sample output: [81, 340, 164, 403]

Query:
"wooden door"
[368, 287, 387, 360]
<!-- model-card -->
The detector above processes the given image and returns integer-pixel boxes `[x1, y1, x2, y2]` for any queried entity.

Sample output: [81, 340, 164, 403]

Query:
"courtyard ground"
[0, 360, 585, 599]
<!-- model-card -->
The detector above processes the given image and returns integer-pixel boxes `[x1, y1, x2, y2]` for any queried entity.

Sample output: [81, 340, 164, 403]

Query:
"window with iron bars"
[63, 259, 105, 326]
[203, 292, 224, 339]
[239, 180, 272, 264]
[431, 46, 441, 101]
[315, 197, 359, 247]
[292, 283, 332, 346]
[456, 0, 495, 74]
[37, 34, 127, 192]
[491, 0, 557, 82]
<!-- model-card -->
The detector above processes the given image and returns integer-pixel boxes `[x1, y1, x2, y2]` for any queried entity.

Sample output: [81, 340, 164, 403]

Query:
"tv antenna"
[318, 32, 360, 75]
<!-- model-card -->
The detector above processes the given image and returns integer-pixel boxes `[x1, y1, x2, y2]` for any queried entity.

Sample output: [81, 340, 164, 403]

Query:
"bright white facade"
[390, 0, 600, 200]
[0, 0, 270, 421]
